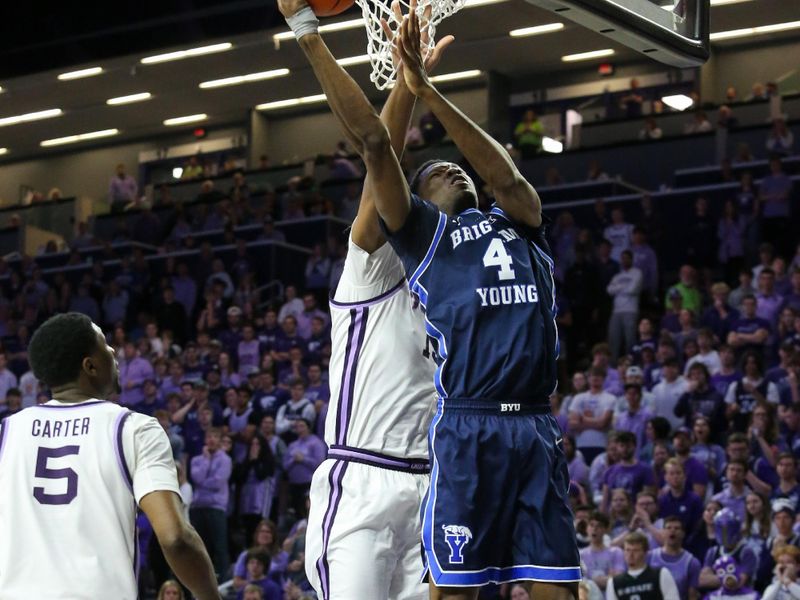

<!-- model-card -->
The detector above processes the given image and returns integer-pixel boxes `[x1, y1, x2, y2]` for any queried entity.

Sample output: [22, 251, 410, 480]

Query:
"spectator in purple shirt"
[701, 508, 758, 591]
[658, 458, 704, 534]
[702, 283, 740, 347]
[756, 268, 786, 327]
[602, 431, 656, 512]
[231, 520, 288, 593]
[119, 341, 155, 407]
[580, 511, 625, 591]
[282, 419, 326, 518]
[271, 316, 305, 367]
[772, 452, 800, 512]
[712, 460, 751, 523]
[759, 156, 794, 256]
[295, 294, 329, 341]
[647, 517, 702, 600]
[672, 427, 710, 499]
[108, 163, 138, 212]
[614, 383, 653, 452]
[190, 427, 233, 580]
[237, 324, 261, 377]
[729, 295, 772, 359]
[237, 549, 282, 600]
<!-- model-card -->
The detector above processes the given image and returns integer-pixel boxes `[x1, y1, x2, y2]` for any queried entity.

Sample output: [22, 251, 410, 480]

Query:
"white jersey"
[0, 399, 180, 600]
[326, 236, 436, 459]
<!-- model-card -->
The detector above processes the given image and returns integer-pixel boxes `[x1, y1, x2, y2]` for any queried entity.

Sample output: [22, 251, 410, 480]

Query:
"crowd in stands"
[0, 74, 796, 600]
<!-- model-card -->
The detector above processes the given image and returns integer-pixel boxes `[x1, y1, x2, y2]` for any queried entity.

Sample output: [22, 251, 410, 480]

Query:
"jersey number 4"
[33, 445, 80, 505]
[482, 239, 515, 281]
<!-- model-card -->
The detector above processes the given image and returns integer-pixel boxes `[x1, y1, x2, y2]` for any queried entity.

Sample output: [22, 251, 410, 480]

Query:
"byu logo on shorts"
[442, 525, 472, 564]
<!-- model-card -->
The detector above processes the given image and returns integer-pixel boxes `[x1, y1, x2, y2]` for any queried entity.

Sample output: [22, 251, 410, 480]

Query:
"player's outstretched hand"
[396, 0, 433, 97]
[381, 1, 454, 74]
[278, 0, 310, 19]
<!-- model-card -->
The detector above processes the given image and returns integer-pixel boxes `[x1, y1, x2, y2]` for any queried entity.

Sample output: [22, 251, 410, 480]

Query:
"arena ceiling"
[0, 0, 794, 162]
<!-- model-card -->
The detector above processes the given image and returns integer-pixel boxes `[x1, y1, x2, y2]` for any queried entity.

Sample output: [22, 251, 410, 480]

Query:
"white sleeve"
[605, 576, 618, 600]
[724, 382, 737, 405]
[332, 234, 405, 303]
[767, 383, 780, 404]
[659, 567, 680, 600]
[123, 413, 181, 504]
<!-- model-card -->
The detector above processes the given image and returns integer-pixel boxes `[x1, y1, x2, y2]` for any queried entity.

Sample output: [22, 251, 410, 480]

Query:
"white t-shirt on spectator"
[570, 390, 617, 449]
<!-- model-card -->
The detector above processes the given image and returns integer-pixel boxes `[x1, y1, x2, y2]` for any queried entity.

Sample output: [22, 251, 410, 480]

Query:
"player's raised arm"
[277, 0, 410, 233]
[396, 10, 542, 228]
[354, 2, 454, 251]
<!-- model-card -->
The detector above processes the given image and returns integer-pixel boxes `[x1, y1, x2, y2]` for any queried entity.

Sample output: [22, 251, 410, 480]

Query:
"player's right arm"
[396, 9, 542, 228]
[352, 5, 454, 252]
[127, 413, 219, 599]
[140, 491, 220, 600]
[277, 0, 410, 232]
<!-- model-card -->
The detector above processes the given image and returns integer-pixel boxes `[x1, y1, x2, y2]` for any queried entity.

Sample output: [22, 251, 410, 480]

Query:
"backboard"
[526, 0, 710, 68]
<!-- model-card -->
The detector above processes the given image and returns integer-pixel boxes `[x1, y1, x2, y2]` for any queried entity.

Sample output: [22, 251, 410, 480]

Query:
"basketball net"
[356, 0, 466, 91]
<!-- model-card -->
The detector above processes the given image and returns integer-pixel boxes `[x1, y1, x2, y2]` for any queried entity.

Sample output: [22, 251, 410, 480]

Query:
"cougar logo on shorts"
[442, 525, 472, 564]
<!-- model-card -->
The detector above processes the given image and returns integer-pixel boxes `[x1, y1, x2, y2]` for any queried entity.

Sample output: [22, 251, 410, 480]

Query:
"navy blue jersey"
[383, 194, 557, 406]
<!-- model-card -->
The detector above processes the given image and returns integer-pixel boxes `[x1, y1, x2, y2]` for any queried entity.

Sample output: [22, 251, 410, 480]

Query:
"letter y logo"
[442, 525, 472, 564]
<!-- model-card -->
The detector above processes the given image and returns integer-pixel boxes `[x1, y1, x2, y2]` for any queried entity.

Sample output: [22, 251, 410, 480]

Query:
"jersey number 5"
[482, 238, 515, 281]
[33, 445, 80, 505]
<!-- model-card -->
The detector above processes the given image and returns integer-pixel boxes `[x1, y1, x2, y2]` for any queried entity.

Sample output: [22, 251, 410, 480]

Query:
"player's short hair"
[624, 531, 650, 551]
[410, 159, 443, 195]
[29, 312, 99, 388]
[589, 511, 610, 528]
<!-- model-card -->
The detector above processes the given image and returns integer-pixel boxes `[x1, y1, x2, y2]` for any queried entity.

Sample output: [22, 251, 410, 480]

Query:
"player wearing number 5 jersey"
[0, 313, 219, 600]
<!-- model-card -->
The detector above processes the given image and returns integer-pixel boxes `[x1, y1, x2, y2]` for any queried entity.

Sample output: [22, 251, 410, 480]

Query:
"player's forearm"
[297, 35, 386, 156]
[418, 84, 522, 192]
[159, 526, 221, 600]
[381, 78, 416, 160]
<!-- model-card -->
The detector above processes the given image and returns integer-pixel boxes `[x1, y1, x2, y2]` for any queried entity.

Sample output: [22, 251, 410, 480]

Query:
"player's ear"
[82, 356, 96, 376]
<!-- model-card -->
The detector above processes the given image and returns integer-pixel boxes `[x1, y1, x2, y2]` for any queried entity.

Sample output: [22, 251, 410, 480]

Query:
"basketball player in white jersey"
[0, 312, 220, 600]
[279, 2, 453, 597]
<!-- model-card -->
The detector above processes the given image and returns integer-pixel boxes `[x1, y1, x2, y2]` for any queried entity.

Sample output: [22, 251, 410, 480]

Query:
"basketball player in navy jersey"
[277, 1, 579, 598]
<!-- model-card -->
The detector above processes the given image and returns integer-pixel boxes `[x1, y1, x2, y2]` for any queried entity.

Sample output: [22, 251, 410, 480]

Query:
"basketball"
[307, 0, 356, 17]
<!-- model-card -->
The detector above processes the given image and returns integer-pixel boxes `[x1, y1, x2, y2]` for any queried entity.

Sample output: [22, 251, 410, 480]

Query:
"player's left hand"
[396, 0, 433, 97]
[277, 0, 309, 19]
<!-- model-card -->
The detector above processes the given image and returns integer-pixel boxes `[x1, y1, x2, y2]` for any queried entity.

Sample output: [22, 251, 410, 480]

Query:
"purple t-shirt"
[580, 546, 625, 580]
[658, 488, 704, 532]
[648, 548, 701, 600]
[603, 462, 655, 497]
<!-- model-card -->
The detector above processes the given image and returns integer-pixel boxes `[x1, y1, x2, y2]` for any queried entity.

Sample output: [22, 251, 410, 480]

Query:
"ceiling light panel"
[0, 108, 63, 127]
[41, 129, 119, 147]
[107, 92, 153, 106]
[57, 67, 103, 81]
[510, 23, 564, 37]
[256, 94, 328, 111]
[141, 43, 233, 65]
[163, 114, 208, 126]
[562, 49, 615, 62]
[199, 68, 290, 89]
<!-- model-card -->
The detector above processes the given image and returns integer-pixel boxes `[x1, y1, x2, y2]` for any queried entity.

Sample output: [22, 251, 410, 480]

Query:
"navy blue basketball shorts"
[421, 400, 581, 587]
